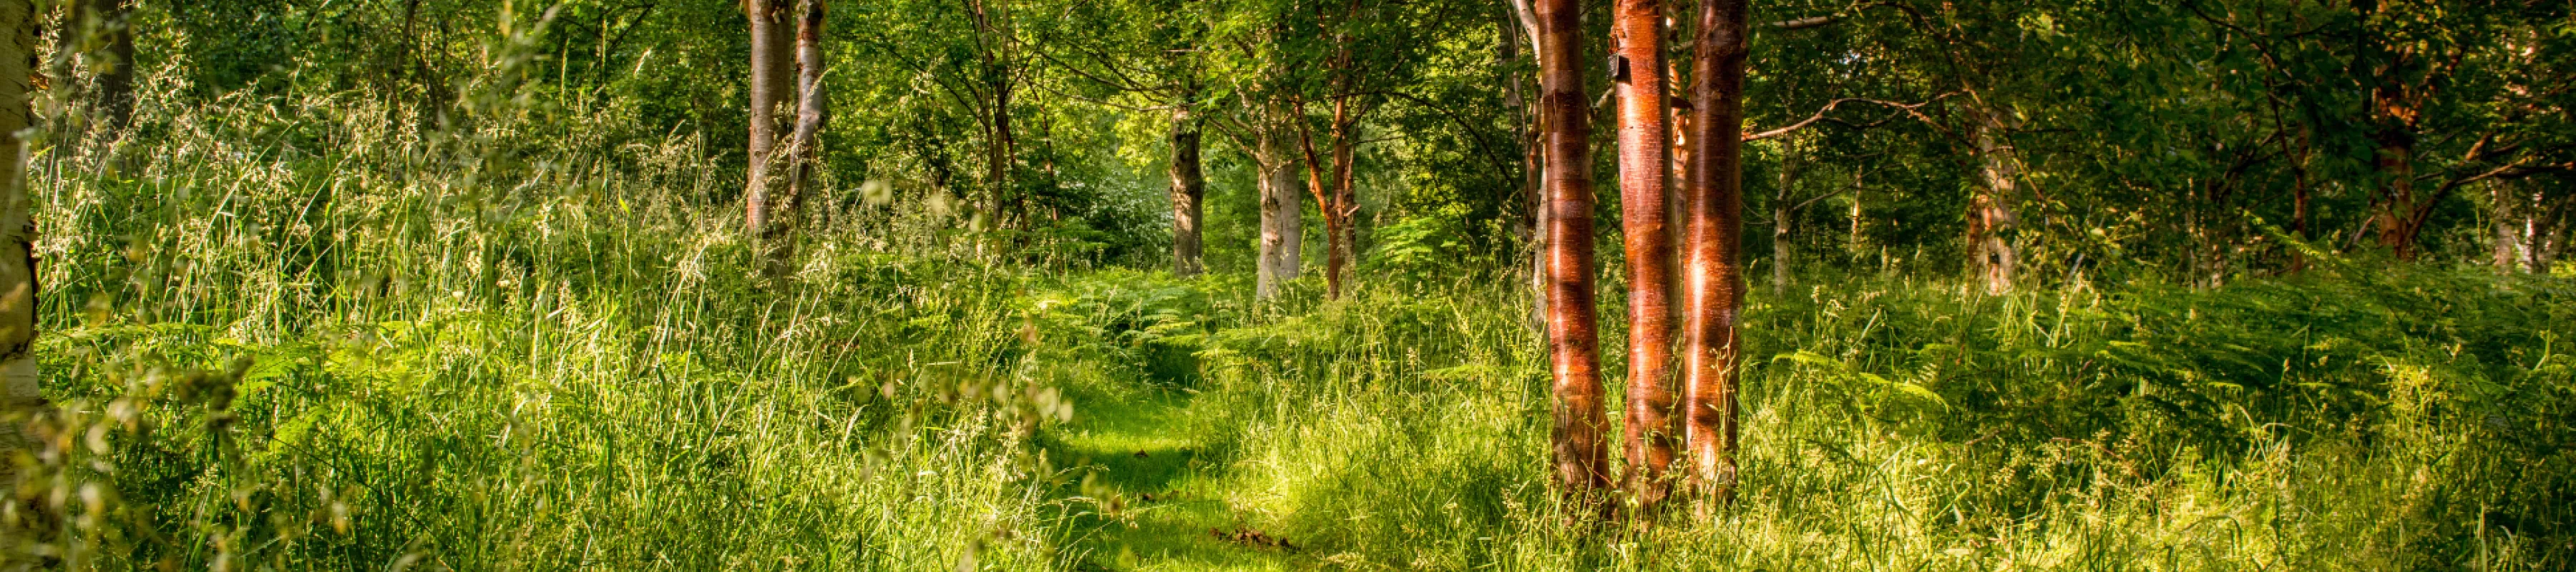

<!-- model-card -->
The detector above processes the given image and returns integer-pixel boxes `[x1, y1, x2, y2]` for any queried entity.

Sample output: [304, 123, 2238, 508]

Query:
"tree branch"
[1742, 93, 1953, 142]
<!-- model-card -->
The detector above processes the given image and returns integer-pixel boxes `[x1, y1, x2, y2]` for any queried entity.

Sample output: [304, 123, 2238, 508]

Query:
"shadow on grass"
[1039, 385, 1297, 571]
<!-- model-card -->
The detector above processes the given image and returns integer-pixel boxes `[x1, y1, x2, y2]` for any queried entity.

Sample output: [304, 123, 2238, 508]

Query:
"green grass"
[13, 72, 2576, 571]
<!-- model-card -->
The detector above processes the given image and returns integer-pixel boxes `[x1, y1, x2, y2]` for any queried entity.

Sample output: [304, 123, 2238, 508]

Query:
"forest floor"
[1041, 385, 1297, 571]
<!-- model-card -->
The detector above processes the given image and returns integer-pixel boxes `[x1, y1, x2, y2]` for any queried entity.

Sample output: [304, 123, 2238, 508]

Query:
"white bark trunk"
[1254, 128, 1302, 300]
[0, 0, 42, 558]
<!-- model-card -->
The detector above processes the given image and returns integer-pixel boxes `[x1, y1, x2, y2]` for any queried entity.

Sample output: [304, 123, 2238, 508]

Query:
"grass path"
[1039, 385, 1299, 571]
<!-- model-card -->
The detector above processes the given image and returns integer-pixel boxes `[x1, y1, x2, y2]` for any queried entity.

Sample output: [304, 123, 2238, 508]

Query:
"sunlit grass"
[14, 51, 2574, 572]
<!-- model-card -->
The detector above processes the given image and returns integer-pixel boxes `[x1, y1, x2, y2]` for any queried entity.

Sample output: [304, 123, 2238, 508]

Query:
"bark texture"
[1772, 142, 1798, 295]
[1682, 0, 1749, 515]
[0, 0, 41, 556]
[744, 0, 796, 262]
[1254, 124, 1303, 300]
[1536, 0, 1611, 511]
[1968, 117, 2019, 294]
[1612, 0, 1679, 514]
[1169, 106, 1205, 277]
[1294, 109, 1360, 300]
[775, 0, 828, 277]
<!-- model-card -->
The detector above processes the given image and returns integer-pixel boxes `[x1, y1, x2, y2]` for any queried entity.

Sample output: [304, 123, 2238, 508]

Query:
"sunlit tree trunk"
[1254, 122, 1303, 300]
[1681, 0, 1749, 516]
[1324, 112, 1358, 299]
[1293, 101, 1361, 300]
[744, 0, 795, 265]
[1612, 0, 1679, 516]
[2368, 117, 2418, 260]
[771, 0, 827, 277]
[1848, 170, 1865, 257]
[1968, 117, 2019, 294]
[2353, 0, 2429, 262]
[1170, 104, 1205, 277]
[0, 0, 42, 554]
[1536, 0, 1610, 513]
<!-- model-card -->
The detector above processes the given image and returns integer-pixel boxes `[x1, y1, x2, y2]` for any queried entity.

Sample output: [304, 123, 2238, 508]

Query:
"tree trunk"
[2534, 187, 2570, 274]
[968, 0, 1017, 230]
[0, 0, 43, 555]
[1504, 6, 1548, 332]
[1294, 104, 1360, 300]
[1536, 0, 1611, 513]
[1169, 106, 1206, 277]
[1325, 115, 1358, 300]
[1968, 117, 2019, 294]
[1848, 169, 1865, 256]
[2368, 127, 2417, 260]
[1611, 0, 1679, 515]
[2290, 160, 2312, 272]
[1681, 0, 1749, 515]
[744, 0, 794, 260]
[2537, 199, 2567, 274]
[2492, 182, 2524, 273]
[1770, 142, 1798, 295]
[2355, 0, 2426, 262]
[987, 87, 1016, 227]
[1526, 112, 1549, 330]
[1254, 124, 1303, 300]
[772, 0, 827, 277]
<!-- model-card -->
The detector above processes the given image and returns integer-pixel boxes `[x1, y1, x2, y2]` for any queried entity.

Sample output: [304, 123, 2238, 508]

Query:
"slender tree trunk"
[1848, 169, 1865, 256]
[1170, 106, 1206, 277]
[2492, 182, 2524, 273]
[1505, 6, 1548, 332]
[769, 0, 827, 277]
[2356, 1, 2424, 262]
[744, 0, 794, 257]
[1294, 106, 1359, 300]
[1681, 0, 1749, 516]
[0, 0, 43, 554]
[1326, 114, 1358, 300]
[1254, 124, 1303, 300]
[1770, 142, 1797, 295]
[2534, 188, 2569, 274]
[968, 0, 1017, 229]
[987, 87, 1016, 227]
[1968, 117, 2019, 294]
[2537, 199, 2566, 274]
[2368, 126, 2417, 260]
[1611, 0, 1679, 516]
[2290, 160, 2312, 272]
[1536, 0, 1611, 513]
[1526, 112, 1550, 330]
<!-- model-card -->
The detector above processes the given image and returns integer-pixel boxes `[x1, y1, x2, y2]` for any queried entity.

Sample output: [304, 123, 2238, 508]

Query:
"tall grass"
[14, 25, 2575, 572]
[16, 52, 1091, 569]
[1173, 270, 2576, 570]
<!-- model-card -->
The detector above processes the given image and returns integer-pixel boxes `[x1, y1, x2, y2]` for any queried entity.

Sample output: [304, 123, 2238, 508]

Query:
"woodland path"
[1040, 385, 1299, 571]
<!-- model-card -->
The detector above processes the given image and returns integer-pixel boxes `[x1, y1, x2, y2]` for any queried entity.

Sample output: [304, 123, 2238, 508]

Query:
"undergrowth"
[9, 53, 2574, 572]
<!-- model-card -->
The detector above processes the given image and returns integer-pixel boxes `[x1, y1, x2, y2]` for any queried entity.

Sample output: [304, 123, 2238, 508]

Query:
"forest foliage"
[1, 0, 2572, 570]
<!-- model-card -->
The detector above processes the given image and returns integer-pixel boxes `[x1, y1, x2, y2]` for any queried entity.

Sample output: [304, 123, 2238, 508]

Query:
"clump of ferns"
[6, 355, 356, 569]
